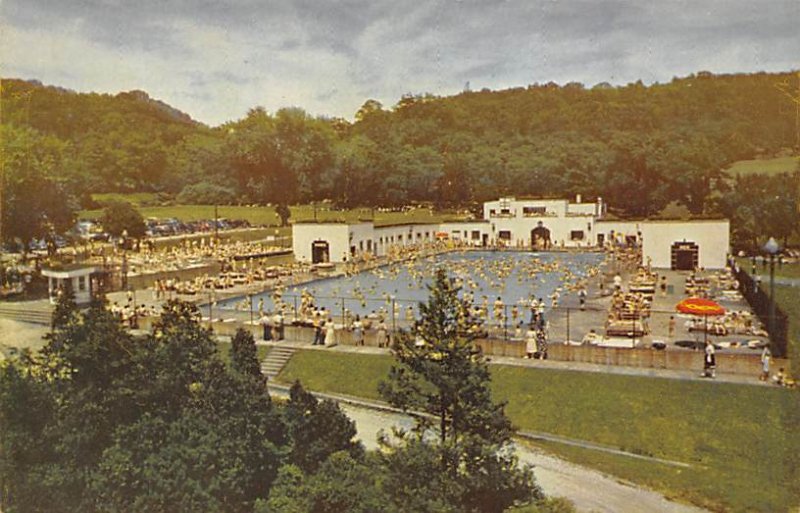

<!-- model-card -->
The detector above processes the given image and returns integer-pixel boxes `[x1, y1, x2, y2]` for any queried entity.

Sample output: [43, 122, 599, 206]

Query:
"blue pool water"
[217, 250, 605, 319]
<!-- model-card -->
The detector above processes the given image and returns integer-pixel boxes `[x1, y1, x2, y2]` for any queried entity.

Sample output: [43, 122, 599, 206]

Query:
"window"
[359, 241, 364, 251]
[570, 230, 584, 241]
[471, 230, 480, 240]
[523, 206, 547, 215]
[498, 230, 512, 240]
[463, 231, 467, 238]
[78, 276, 86, 291]
[489, 209, 496, 216]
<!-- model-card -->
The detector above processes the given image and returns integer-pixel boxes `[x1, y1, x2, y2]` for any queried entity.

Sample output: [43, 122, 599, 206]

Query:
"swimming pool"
[217, 250, 605, 320]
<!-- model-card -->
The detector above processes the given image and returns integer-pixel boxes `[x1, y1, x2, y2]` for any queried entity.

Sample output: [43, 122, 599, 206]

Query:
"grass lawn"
[79, 203, 466, 227]
[725, 156, 799, 177]
[278, 350, 799, 513]
[776, 285, 800, 368]
[735, 257, 800, 281]
[215, 340, 272, 364]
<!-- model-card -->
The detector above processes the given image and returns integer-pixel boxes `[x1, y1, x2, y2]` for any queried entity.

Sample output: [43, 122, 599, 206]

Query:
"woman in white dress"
[525, 326, 538, 359]
[324, 318, 336, 347]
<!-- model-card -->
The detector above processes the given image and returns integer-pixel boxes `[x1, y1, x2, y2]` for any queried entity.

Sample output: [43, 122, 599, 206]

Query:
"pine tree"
[379, 267, 540, 512]
[230, 328, 262, 379]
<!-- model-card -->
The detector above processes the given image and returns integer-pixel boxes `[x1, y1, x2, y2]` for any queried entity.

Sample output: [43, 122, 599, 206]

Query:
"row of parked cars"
[145, 218, 252, 237]
[73, 218, 253, 242]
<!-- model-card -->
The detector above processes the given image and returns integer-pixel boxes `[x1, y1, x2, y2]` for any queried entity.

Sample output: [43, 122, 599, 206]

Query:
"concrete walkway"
[256, 338, 770, 387]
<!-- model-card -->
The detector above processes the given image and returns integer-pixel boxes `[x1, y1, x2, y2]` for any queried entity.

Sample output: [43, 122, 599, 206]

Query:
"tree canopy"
[2, 72, 799, 249]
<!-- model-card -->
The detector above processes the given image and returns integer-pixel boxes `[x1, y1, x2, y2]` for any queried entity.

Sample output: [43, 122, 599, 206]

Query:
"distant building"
[292, 196, 730, 269]
[482, 195, 604, 248]
[42, 264, 97, 305]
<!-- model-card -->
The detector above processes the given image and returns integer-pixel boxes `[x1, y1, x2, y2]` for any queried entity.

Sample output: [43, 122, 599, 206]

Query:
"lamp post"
[763, 237, 779, 351]
[214, 204, 219, 243]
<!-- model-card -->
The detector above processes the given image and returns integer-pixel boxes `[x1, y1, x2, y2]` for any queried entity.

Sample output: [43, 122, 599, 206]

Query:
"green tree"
[230, 328, 262, 379]
[276, 202, 291, 227]
[283, 381, 363, 473]
[0, 300, 289, 512]
[101, 201, 146, 239]
[176, 181, 237, 205]
[0, 125, 75, 255]
[379, 268, 540, 512]
[264, 453, 391, 513]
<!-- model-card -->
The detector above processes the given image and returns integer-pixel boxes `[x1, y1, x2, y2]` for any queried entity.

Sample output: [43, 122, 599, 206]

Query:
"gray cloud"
[1, 0, 798, 125]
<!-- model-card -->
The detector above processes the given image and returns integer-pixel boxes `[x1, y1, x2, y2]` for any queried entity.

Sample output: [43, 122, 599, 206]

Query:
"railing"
[212, 293, 770, 353]
[731, 261, 789, 357]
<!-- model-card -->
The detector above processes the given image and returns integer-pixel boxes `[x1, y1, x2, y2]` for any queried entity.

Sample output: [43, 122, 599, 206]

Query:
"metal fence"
[732, 263, 789, 357]
[212, 292, 768, 352]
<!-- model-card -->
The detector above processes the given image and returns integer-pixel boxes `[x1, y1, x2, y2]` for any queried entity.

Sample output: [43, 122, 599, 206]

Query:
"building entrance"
[311, 240, 330, 263]
[531, 223, 551, 249]
[671, 241, 698, 271]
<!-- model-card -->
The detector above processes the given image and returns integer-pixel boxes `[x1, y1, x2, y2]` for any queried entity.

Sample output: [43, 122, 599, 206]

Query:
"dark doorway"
[481, 234, 488, 247]
[311, 240, 330, 264]
[531, 222, 551, 249]
[597, 233, 605, 246]
[671, 241, 699, 271]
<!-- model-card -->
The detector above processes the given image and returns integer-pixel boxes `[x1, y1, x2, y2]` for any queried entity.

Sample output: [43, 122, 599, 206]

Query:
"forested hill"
[1, 78, 200, 193]
[1, 72, 798, 218]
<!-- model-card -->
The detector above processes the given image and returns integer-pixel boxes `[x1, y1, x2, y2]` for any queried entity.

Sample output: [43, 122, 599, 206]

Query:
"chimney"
[576, 194, 582, 204]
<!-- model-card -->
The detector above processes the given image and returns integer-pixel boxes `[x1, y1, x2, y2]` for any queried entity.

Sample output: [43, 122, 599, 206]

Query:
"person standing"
[261, 313, 272, 341]
[352, 315, 364, 346]
[272, 310, 284, 341]
[324, 318, 336, 347]
[613, 273, 622, 292]
[703, 341, 716, 378]
[578, 288, 587, 311]
[760, 346, 771, 382]
[668, 315, 676, 339]
[377, 320, 388, 348]
[536, 325, 548, 360]
[312, 315, 323, 345]
[525, 325, 538, 359]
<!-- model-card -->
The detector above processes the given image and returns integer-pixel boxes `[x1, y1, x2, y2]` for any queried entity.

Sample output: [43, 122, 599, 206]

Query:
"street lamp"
[763, 237, 779, 351]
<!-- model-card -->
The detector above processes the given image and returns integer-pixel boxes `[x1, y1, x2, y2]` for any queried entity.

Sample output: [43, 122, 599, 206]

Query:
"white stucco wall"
[640, 220, 730, 269]
[594, 221, 643, 246]
[292, 223, 351, 263]
[438, 221, 490, 245]
[488, 215, 596, 247]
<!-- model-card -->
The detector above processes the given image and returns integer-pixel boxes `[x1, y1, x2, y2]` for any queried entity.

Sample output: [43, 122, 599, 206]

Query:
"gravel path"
[339, 402, 708, 513]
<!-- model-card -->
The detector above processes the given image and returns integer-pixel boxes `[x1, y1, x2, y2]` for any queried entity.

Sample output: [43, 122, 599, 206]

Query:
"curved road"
[340, 404, 707, 513]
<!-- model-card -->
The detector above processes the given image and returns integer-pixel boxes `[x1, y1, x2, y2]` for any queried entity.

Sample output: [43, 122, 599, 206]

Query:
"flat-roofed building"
[42, 264, 97, 304]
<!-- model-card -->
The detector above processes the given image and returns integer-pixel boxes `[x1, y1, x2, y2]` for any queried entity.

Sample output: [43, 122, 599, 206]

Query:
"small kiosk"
[42, 264, 97, 305]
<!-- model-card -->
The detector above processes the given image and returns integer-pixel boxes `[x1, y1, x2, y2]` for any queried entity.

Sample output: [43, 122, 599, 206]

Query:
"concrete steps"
[261, 346, 297, 380]
[0, 303, 53, 325]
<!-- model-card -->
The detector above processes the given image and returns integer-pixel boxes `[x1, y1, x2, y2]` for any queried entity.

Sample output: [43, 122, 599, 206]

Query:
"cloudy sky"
[2, 0, 798, 126]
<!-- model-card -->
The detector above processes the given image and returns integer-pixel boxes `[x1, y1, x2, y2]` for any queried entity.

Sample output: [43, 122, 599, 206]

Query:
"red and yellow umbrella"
[676, 297, 725, 347]
[676, 297, 725, 317]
